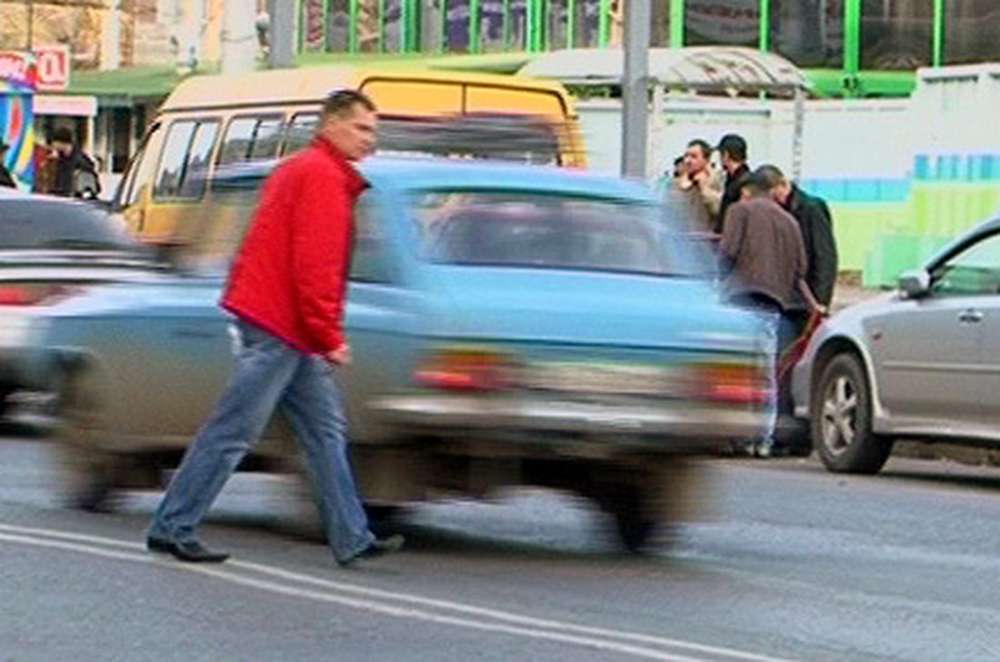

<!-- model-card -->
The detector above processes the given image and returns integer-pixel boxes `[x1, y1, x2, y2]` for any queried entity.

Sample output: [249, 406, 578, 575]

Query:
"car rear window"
[412, 191, 679, 277]
[0, 199, 134, 251]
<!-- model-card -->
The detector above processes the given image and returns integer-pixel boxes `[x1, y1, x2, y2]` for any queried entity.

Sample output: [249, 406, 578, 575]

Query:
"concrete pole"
[621, 0, 651, 179]
[100, 1, 122, 71]
[268, 0, 296, 68]
[221, 0, 258, 75]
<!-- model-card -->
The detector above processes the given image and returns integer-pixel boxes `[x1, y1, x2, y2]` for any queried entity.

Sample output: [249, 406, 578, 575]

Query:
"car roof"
[212, 156, 657, 203]
[362, 158, 655, 201]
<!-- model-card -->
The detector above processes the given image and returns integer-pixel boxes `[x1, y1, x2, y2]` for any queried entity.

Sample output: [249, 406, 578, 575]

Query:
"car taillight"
[693, 362, 772, 405]
[0, 284, 75, 306]
[415, 349, 515, 392]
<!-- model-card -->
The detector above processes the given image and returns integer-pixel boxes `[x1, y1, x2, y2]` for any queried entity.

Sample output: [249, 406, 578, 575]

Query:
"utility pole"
[621, 0, 651, 179]
[268, 0, 295, 68]
[101, 1, 122, 71]
[221, 0, 257, 75]
[26, 0, 35, 50]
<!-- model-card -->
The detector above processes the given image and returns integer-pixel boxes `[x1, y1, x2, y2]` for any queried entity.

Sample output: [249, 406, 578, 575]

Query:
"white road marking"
[0, 522, 794, 662]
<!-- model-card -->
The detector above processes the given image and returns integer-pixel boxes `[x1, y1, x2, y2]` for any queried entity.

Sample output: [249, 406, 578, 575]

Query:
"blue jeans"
[148, 319, 374, 562]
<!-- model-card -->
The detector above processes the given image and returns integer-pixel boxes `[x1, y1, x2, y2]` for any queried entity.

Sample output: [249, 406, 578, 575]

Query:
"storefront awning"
[34, 93, 97, 117]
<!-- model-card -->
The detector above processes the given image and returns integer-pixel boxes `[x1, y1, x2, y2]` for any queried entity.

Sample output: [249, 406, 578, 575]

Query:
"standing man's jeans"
[730, 293, 795, 447]
[148, 319, 375, 562]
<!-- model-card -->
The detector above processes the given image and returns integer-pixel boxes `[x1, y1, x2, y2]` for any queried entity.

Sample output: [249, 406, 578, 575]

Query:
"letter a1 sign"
[35, 45, 70, 92]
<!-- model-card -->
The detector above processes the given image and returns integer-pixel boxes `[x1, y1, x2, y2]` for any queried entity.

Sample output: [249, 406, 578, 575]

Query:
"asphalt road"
[3, 429, 1000, 662]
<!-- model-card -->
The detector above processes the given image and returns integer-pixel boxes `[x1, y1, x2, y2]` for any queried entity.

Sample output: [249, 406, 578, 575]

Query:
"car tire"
[53, 371, 122, 512]
[812, 353, 893, 474]
[594, 482, 659, 554]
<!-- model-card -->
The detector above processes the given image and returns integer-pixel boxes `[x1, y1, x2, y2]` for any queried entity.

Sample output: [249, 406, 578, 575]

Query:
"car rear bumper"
[369, 393, 767, 452]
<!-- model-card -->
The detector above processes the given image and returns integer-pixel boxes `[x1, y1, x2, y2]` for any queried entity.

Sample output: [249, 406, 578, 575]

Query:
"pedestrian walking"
[718, 172, 824, 457]
[714, 134, 751, 233]
[147, 90, 404, 566]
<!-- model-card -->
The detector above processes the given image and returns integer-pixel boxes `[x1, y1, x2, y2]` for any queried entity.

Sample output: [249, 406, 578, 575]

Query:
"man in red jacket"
[147, 90, 403, 566]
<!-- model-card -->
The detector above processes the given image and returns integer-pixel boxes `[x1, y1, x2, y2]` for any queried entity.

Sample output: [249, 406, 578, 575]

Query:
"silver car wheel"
[821, 375, 858, 456]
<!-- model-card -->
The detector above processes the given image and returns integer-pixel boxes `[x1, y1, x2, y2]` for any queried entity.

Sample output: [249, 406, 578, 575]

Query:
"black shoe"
[147, 537, 230, 563]
[337, 534, 404, 567]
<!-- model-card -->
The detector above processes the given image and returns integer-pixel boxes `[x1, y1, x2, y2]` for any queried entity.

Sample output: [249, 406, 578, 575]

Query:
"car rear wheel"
[812, 353, 893, 474]
[54, 371, 122, 512]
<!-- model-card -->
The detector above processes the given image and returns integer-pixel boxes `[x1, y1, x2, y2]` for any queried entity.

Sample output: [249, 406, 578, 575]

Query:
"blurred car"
[792, 215, 1000, 474]
[23, 158, 772, 551]
[0, 190, 163, 421]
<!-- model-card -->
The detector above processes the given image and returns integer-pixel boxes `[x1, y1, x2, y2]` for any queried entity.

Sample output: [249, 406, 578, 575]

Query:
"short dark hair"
[52, 127, 74, 144]
[753, 164, 786, 191]
[740, 171, 771, 198]
[686, 139, 712, 160]
[717, 134, 747, 162]
[322, 89, 377, 118]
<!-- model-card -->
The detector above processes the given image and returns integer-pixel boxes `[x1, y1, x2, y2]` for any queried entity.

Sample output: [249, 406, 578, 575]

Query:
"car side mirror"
[898, 269, 931, 299]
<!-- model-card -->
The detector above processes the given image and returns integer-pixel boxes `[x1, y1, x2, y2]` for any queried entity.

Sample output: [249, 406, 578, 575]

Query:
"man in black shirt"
[714, 133, 750, 233]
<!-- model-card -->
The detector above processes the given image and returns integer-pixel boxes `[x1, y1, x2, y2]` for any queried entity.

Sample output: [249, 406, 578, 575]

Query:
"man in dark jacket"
[755, 165, 838, 311]
[714, 133, 751, 233]
[49, 128, 100, 198]
[147, 90, 403, 566]
[718, 173, 823, 457]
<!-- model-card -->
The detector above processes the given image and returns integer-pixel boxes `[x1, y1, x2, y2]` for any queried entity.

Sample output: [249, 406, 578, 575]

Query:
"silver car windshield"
[411, 191, 679, 277]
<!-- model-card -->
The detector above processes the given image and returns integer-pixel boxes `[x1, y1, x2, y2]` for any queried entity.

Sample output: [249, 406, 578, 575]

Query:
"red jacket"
[222, 137, 367, 355]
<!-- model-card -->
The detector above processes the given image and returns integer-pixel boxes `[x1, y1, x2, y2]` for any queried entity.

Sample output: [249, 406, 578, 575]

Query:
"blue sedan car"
[24, 158, 771, 551]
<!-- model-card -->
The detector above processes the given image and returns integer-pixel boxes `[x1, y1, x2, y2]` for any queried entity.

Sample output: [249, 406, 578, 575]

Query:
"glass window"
[327, 0, 351, 51]
[508, 0, 529, 50]
[383, 0, 404, 53]
[283, 113, 319, 155]
[410, 191, 678, 276]
[444, 0, 471, 51]
[217, 117, 257, 165]
[248, 117, 284, 160]
[376, 115, 561, 165]
[350, 193, 397, 283]
[684, 0, 759, 49]
[357, 0, 380, 52]
[218, 116, 285, 165]
[944, 1, 1000, 65]
[770, 0, 843, 69]
[153, 121, 196, 199]
[932, 233, 1000, 297]
[547, 0, 569, 50]
[480, 0, 507, 52]
[860, 0, 932, 70]
[119, 122, 162, 208]
[178, 121, 219, 198]
[574, 0, 601, 48]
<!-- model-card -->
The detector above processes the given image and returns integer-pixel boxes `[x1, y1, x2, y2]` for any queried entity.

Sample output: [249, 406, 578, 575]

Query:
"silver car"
[792, 215, 1000, 474]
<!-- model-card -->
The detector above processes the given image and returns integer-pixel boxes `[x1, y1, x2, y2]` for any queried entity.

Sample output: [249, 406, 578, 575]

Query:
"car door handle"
[958, 309, 984, 324]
